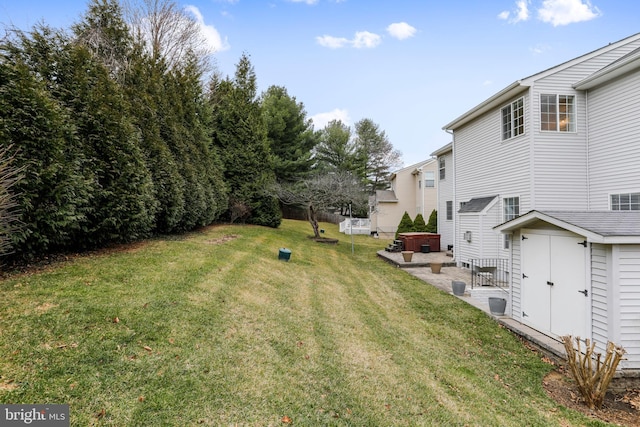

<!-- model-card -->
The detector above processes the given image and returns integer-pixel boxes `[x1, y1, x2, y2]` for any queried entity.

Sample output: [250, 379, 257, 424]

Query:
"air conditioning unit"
[464, 231, 472, 242]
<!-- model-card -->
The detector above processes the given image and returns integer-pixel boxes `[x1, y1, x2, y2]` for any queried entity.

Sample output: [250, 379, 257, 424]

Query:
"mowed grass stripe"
[0, 221, 609, 426]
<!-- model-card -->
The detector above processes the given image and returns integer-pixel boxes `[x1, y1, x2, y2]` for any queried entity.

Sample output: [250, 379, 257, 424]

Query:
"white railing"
[340, 218, 371, 235]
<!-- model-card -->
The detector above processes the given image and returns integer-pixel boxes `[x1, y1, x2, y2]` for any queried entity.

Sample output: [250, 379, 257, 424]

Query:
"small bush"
[395, 211, 415, 238]
[413, 213, 428, 232]
[426, 209, 437, 233]
[562, 335, 626, 410]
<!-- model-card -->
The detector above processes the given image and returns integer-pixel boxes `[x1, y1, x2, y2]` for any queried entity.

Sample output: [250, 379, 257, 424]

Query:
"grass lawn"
[0, 219, 612, 426]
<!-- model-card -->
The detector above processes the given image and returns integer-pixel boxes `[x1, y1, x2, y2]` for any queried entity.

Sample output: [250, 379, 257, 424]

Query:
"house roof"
[494, 210, 640, 244]
[443, 32, 640, 131]
[430, 142, 452, 157]
[574, 46, 640, 90]
[374, 190, 398, 202]
[458, 196, 498, 213]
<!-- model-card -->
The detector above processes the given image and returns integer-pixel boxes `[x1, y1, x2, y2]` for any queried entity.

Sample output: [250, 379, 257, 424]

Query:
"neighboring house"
[440, 33, 640, 373]
[431, 143, 453, 252]
[369, 159, 437, 238]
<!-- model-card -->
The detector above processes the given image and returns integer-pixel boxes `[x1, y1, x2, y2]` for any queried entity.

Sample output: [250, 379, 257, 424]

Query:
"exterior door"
[521, 230, 588, 338]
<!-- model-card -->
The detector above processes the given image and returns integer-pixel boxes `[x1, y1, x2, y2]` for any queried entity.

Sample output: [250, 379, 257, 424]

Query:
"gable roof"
[458, 196, 498, 213]
[443, 32, 640, 131]
[494, 210, 640, 244]
[574, 46, 640, 90]
[430, 142, 452, 157]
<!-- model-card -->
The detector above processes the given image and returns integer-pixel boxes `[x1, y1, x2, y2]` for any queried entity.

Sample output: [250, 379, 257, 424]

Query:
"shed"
[495, 210, 640, 374]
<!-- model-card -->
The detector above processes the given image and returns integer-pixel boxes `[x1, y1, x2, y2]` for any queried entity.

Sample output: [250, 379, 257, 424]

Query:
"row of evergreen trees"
[0, 1, 271, 261]
[0, 0, 404, 262]
[395, 211, 437, 238]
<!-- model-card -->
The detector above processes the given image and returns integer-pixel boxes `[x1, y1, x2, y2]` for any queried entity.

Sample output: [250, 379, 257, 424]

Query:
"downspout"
[446, 129, 456, 264]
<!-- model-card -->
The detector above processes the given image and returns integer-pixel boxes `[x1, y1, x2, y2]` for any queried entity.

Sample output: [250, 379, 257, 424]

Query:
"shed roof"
[458, 196, 498, 213]
[494, 210, 640, 244]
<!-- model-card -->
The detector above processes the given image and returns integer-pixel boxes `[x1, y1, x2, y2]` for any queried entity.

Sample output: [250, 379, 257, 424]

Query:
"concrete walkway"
[377, 250, 567, 361]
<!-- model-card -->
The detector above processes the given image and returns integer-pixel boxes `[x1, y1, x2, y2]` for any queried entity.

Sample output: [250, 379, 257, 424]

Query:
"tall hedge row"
[0, 18, 274, 261]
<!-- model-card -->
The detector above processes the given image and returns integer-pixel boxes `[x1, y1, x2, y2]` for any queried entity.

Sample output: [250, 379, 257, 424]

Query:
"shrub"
[413, 213, 428, 232]
[395, 211, 415, 238]
[426, 209, 438, 233]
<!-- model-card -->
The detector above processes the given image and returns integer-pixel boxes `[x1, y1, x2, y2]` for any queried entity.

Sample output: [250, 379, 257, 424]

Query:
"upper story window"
[541, 94, 575, 132]
[424, 171, 435, 188]
[611, 192, 640, 210]
[439, 158, 445, 180]
[501, 97, 524, 140]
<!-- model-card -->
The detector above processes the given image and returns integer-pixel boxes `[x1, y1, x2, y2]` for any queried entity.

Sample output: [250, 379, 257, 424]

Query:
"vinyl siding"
[586, 70, 640, 209]
[511, 230, 522, 320]
[590, 244, 609, 352]
[617, 245, 640, 370]
[437, 151, 454, 251]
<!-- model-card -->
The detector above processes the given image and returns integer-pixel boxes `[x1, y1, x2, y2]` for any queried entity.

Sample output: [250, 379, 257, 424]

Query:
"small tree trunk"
[308, 204, 320, 238]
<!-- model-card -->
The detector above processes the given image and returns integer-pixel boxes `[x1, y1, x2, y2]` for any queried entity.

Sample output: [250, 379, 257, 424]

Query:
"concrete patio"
[377, 249, 567, 362]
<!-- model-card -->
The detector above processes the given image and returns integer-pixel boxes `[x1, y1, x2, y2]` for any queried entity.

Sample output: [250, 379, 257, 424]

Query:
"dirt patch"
[543, 368, 640, 426]
[204, 235, 238, 245]
[309, 237, 339, 244]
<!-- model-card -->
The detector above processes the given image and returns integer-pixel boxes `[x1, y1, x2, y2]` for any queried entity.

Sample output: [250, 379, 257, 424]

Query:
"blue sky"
[1, 0, 639, 166]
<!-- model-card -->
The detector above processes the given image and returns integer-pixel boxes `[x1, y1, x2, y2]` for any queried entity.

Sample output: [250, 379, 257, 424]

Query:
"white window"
[611, 193, 640, 210]
[541, 94, 575, 132]
[439, 158, 445, 180]
[424, 171, 435, 188]
[503, 197, 520, 249]
[501, 97, 524, 140]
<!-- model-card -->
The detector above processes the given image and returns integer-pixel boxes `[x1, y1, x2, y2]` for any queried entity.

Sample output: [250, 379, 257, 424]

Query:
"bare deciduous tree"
[124, 0, 212, 70]
[0, 146, 24, 259]
[274, 171, 367, 238]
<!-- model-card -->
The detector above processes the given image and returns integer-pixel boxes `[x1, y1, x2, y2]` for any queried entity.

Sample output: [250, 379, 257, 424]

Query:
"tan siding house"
[369, 159, 437, 238]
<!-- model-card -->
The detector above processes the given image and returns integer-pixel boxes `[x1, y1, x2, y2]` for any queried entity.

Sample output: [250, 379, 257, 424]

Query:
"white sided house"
[369, 159, 438, 238]
[441, 33, 640, 374]
[431, 143, 454, 252]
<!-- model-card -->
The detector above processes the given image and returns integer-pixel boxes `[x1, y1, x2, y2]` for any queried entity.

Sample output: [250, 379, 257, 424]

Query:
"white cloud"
[483, 80, 493, 86]
[185, 5, 230, 52]
[530, 43, 551, 54]
[316, 31, 381, 49]
[316, 35, 351, 49]
[537, 0, 600, 26]
[287, 0, 319, 4]
[310, 109, 351, 129]
[352, 31, 382, 48]
[498, 0, 530, 23]
[386, 22, 417, 40]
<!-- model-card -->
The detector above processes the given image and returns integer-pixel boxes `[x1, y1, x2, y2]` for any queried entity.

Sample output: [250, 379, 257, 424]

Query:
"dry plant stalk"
[561, 335, 626, 409]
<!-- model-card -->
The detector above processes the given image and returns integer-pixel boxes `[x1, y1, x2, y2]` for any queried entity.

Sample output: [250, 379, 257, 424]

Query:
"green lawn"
[0, 219, 611, 426]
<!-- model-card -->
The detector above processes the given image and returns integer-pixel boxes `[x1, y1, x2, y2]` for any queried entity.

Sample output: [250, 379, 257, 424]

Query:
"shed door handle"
[578, 289, 588, 297]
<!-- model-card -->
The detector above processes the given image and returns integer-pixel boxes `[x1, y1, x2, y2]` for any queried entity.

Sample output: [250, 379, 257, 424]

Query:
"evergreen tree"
[261, 85, 318, 183]
[426, 209, 438, 233]
[314, 119, 354, 172]
[0, 39, 91, 256]
[395, 211, 415, 239]
[125, 49, 186, 232]
[413, 213, 428, 232]
[210, 53, 280, 227]
[353, 118, 402, 194]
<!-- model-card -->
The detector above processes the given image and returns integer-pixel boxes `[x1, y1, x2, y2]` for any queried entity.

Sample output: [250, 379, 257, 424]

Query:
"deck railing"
[339, 218, 371, 235]
[469, 258, 509, 292]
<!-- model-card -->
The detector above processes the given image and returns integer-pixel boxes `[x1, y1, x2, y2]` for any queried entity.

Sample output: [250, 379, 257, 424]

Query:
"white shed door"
[521, 231, 588, 338]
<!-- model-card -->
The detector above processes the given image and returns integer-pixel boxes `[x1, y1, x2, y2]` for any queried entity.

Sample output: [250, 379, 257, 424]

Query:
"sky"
[1, 0, 640, 167]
